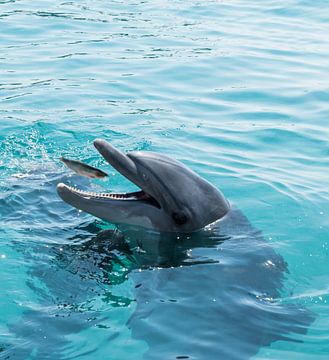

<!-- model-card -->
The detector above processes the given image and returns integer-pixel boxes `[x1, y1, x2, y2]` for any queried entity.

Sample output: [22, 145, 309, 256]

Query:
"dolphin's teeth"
[67, 185, 148, 201]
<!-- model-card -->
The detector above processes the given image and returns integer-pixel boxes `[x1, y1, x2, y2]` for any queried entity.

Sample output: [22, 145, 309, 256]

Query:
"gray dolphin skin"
[57, 139, 230, 232]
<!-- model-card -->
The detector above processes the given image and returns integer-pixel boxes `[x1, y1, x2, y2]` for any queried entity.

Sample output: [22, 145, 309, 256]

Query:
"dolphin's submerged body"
[56, 140, 313, 359]
[125, 210, 312, 360]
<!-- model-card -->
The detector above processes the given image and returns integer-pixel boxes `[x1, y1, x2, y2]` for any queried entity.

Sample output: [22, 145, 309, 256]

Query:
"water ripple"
[1, 0, 329, 359]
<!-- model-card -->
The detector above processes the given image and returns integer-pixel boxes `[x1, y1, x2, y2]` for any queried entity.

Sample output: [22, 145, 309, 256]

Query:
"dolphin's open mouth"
[57, 184, 160, 208]
[58, 186, 148, 200]
[57, 139, 161, 209]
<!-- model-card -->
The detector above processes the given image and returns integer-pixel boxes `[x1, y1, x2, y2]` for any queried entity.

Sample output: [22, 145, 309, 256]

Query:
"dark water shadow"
[3, 226, 135, 360]
[124, 207, 314, 360]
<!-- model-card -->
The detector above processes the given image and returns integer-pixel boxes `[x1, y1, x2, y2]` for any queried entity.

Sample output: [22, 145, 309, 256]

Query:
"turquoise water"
[1, 0, 329, 359]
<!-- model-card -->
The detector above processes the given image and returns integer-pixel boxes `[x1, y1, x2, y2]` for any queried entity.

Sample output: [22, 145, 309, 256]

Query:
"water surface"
[1, 1, 329, 359]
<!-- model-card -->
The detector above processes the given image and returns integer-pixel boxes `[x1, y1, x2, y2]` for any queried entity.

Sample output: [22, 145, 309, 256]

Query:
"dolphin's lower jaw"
[57, 139, 230, 232]
[57, 183, 167, 230]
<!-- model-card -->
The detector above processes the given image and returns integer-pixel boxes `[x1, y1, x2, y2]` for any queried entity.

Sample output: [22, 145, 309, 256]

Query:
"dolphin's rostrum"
[57, 139, 230, 231]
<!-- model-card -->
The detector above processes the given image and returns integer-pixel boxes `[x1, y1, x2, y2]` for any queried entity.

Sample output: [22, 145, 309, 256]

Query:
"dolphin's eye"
[172, 212, 188, 225]
[142, 173, 148, 181]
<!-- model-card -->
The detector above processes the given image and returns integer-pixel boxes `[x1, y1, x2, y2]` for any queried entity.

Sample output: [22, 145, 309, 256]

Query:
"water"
[1, 0, 328, 359]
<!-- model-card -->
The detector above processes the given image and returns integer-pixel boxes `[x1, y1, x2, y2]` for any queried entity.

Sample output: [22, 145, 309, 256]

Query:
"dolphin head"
[57, 139, 230, 232]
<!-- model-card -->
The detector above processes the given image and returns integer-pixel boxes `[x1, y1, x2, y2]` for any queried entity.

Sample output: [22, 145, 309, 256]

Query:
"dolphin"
[57, 139, 230, 232]
[55, 140, 314, 359]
